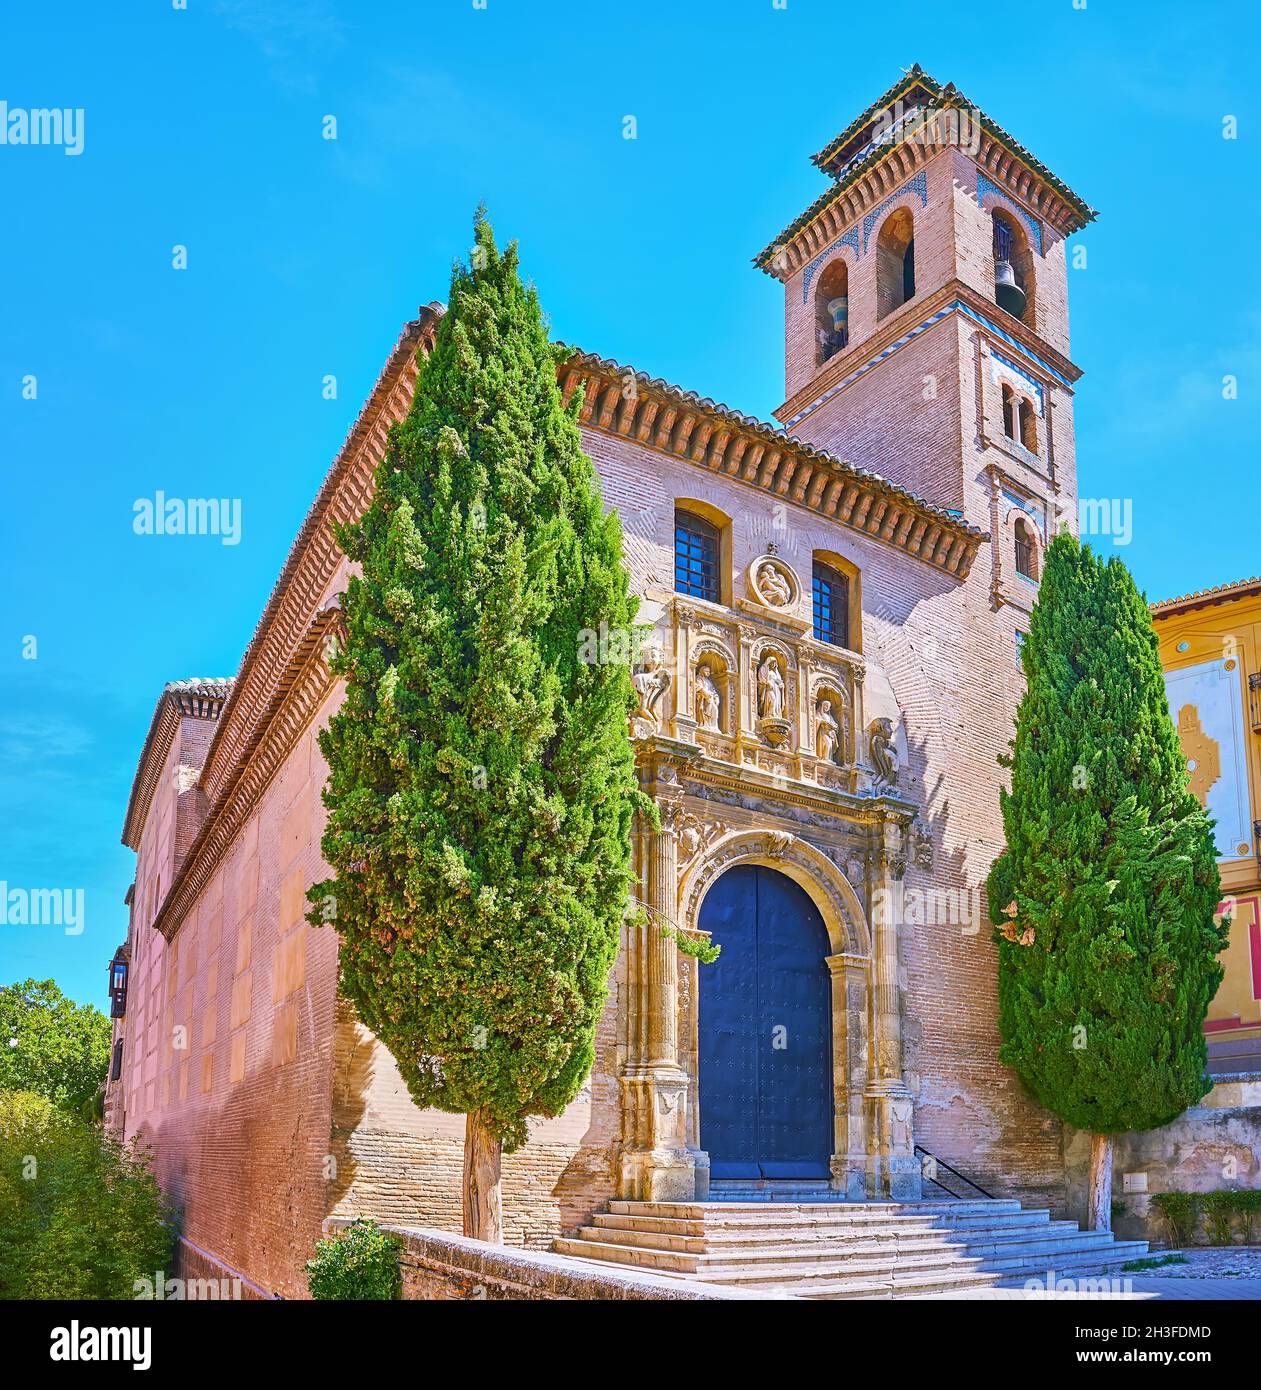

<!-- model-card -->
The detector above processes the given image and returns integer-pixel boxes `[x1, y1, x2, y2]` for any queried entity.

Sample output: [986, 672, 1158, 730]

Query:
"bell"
[827, 296, 849, 333]
[994, 260, 1026, 319]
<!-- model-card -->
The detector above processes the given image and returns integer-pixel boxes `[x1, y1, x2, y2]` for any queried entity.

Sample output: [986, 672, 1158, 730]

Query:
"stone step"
[561, 1196, 1148, 1300]
[607, 1198, 1026, 1222]
[591, 1212, 1055, 1243]
[581, 1218, 1095, 1258]
[693, 1237, 1150, 1286]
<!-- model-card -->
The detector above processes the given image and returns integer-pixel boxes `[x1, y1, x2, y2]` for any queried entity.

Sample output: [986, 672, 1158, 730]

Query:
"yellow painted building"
[1153, 576, 1261, 1073]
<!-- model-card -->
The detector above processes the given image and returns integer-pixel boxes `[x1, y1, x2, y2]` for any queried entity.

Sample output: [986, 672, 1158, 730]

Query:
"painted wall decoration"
[1165, 658, 1253, 860]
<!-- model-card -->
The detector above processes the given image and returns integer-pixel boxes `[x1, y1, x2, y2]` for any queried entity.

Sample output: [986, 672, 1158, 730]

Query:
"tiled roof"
[755, 65, 1096, 271]
[560, 347, 986, 579]
[561, 345, 985, 543]
[1151, 576, 1261, 617]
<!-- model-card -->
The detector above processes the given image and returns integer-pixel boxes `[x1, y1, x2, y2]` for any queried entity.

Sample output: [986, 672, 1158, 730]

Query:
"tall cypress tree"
[987, 531, 1226, 1230]
[309, 212, 645, 1240]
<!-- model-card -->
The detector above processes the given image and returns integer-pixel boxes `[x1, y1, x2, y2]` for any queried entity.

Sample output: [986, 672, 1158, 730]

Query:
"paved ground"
[909, 1249, 1261, 1300]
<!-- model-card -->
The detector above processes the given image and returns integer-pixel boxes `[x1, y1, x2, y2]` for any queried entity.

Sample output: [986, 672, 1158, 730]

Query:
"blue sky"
[2, 0, 1257, 1008]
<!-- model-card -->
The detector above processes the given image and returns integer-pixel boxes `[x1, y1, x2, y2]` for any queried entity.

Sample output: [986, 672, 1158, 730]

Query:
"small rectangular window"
[1015, 630, 1026, 669]
[812, 561, 850, 649]
[674, 511, 720, 604]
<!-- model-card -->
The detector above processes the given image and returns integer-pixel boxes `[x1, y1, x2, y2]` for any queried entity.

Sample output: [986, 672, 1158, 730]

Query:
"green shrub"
[1201, 1191, 1238, 1246]
[0, 1089, 172, 1298]
[1151, 1192, 1199, 1247]
[1231, 1190, 1261, 1242]
[306, 1220, 401, 1300]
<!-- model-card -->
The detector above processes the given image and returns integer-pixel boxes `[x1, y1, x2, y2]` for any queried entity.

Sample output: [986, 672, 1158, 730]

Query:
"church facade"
[107, 70, 1098, 1296]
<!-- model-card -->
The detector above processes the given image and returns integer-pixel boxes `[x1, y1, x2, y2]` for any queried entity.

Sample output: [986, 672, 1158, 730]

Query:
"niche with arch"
[876, 208, 916, 320]
[814, 257, 850, 365]
[692, 642, 736, 740]
[991, 208, 1036, 328]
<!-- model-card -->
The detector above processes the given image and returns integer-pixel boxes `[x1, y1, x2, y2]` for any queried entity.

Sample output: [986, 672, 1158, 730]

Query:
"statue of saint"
[757, 655, 785, 720]
[695, 663, 721, 732]
[632, 646, 670, 725]
[869, 717, 899, 786]
[815, 698, 840, 763]
[757, 561, 792, 607]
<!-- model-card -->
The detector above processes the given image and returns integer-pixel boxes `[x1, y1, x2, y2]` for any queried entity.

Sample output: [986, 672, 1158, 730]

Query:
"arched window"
[812, 561, 850, 648]
[811, 551, 861, 652]
[1001, 383, 1015, 440]
[815, 258, 849, 365]
[1018, 398, 1037, 452]
[674, 508, 721, 604]
[1014, 519, 1037, 580]
[992, 210, 1035, 326]
[876, 208, 915, 320]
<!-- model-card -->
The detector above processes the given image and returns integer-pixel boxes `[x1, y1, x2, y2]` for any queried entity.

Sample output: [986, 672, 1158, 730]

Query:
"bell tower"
[757, 67, 1095, 583]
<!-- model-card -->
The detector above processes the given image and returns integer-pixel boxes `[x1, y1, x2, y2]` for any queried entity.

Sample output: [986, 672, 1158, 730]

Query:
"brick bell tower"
[757, 66, 1095, 604]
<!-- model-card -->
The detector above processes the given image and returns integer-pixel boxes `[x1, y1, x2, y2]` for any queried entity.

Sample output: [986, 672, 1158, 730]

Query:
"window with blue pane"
[812, 561, 850, 649]
[675, 510, 720, 603]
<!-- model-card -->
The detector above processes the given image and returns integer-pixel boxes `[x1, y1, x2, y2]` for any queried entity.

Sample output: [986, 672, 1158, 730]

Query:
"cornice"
[121, 679, 234, 850]
[758, 70, 1095, 275]
[775, 281, 1081, 433]
[152, 606, 345, 941]
[562, 351, 985, 580]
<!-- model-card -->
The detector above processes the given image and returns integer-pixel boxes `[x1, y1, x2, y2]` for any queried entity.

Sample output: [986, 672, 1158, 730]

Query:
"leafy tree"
[0, 1090, 172, 1298]
[309, 211, 646, 1240]
[987, 532, 1226, 1231]
[0, 979, 110, 1118]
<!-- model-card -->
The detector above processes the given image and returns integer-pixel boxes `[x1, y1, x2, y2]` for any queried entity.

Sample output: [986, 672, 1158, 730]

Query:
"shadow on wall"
[871, 588, 1067, 1216]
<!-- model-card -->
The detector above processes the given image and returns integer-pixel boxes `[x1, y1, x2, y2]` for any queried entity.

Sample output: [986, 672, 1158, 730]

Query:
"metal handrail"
[914, 1144, 994, 1201]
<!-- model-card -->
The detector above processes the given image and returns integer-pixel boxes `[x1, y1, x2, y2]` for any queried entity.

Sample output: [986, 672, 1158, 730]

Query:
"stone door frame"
[677, 828, 873, 1198]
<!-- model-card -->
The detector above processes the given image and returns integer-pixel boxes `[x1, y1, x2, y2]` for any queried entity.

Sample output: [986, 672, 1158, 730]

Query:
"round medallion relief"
[747, 555, 800, 609]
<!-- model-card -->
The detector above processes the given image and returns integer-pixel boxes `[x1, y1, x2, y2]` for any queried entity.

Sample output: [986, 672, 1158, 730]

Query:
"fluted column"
[865, 813, 921, 1199]
[615, 796, 697, 1202]
[646, 812, 679, 1066]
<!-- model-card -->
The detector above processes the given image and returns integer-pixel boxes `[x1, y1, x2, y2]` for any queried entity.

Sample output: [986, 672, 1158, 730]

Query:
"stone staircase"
[554, 1190, 1148, 1299]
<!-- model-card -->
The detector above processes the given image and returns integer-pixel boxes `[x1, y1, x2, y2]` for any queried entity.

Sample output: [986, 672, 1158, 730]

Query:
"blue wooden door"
[698, 865, 833, 1179]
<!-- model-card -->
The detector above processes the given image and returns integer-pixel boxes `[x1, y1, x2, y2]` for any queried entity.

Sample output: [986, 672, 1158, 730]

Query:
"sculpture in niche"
[694, 662, 722, 732]
[815, 698, 841, 763]
[869, 717, 899, 787]
[754, 559, 793, 608]
[757, 654, 786, 719]
[631, 644, 670, 734]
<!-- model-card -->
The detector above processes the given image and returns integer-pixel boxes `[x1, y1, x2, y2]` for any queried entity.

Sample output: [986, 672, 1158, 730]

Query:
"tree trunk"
[462, 1110, 503, 1243]
[1086, 1132, 1113, 1232]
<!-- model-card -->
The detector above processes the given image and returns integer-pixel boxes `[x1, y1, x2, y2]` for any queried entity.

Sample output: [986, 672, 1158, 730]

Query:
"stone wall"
[1063, 1077, 1261, 1245]
[322, 1221, 780, 1300]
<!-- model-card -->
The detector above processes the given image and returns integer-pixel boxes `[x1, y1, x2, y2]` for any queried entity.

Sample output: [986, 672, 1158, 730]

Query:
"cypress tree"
[309, 211, 646, 1240]
[986, 531, 1226, 1230]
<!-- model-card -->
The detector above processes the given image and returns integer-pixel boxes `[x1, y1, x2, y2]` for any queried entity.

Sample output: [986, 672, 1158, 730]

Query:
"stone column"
[617, 801, 697, 1202]
[864, 814, 921, 1200]
[827, 953, 869, 1199]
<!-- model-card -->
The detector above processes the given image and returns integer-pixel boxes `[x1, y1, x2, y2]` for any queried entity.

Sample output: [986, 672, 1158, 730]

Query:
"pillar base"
[830, 1152, 868, 1200]
[617, 1067, 697, 1201]
[865, 1084, 921, 1200]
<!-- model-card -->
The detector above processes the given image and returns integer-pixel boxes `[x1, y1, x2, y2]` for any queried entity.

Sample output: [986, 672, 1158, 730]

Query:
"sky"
[1, 0, 1257, 1008]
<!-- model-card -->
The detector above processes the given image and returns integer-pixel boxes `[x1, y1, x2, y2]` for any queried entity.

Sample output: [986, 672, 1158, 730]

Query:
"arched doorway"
[698, 864, 833, 1179]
